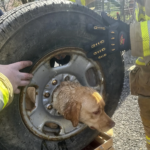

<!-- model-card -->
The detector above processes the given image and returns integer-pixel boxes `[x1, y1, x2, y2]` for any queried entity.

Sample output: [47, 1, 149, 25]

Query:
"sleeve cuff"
[0, 73, 14, 107]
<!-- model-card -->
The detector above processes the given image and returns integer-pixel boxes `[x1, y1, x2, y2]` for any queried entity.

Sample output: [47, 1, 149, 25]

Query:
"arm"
[84, 12, 149, 64]
[0, 73, 13, 111]
[0, 61, 33, 111]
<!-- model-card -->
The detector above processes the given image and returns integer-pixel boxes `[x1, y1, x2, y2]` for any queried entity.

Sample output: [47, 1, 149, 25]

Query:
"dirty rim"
[20, 47, 104, 140]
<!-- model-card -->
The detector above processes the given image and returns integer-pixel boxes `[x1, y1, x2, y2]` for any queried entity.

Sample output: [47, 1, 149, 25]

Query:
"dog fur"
[53, 81, 115, 132]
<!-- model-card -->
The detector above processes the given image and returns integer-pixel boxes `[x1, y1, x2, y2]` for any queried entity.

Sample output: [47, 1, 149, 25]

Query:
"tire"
[0, 1, 124, 150]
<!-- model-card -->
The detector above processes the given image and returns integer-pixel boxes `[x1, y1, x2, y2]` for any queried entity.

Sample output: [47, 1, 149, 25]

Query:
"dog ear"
[64, 101, 81, 127]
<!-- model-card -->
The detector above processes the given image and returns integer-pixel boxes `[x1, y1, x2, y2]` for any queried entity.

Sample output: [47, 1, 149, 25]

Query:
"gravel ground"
[112, 51, 146, 150]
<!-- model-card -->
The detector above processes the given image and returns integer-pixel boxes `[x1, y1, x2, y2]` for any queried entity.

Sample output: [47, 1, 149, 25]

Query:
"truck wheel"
[0, 1, 124, 150]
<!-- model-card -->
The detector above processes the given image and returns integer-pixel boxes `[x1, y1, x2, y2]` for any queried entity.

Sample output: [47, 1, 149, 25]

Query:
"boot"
[138, 96, 150, 150]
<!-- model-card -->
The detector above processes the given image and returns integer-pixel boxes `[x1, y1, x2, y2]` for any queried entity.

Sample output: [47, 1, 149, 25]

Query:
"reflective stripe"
[146, 136, 150, 144]
[135, 3, 146, 22]
[80, 0, 85, 6]
[141, 21, 150, 56]
[69, 0, 76, 3]
[148, 21, 150, 54]
[139, 7, 145, 16]
[135, 3, 139, 21]
[136, 57, 146, 65]
[0, 81, 9, 109]
[138, 14, 146, 21]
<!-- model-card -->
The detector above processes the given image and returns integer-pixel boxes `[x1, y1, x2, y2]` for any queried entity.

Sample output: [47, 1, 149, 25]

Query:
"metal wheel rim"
[20, 47, 104, 140]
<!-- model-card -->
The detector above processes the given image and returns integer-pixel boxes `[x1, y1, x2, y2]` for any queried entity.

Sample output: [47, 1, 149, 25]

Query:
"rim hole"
[43, 122, 60, 135]
[50, 55, 71, 68]
[85, 68, 98, 87]
[25, 87, 36, 111]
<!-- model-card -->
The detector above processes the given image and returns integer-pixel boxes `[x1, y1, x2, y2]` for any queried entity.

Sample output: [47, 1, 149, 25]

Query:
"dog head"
[62, 85, 115, 132]
[26, 81, 115, 133]
[79, 90, 115, 132]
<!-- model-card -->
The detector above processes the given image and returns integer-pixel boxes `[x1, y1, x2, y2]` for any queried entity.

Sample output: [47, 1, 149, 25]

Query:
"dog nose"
[109, 121, 115, 128]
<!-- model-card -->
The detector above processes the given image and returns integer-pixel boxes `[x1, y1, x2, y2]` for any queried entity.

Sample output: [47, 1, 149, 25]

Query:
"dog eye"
[93, 110, 100, 115]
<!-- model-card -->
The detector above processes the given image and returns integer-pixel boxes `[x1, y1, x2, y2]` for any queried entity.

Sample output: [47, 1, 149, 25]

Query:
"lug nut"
[52, 79, 57, 85]
[57, 111, 60, 115]
[44, 92, 50, 98]
[47, 104, 52, 110]
[64, 76, 70, 81]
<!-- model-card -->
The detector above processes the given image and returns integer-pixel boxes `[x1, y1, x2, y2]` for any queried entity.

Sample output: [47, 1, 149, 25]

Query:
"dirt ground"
[112, 51, 146, 150]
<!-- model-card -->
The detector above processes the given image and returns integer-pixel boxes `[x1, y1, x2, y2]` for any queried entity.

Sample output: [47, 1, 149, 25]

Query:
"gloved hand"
[84, 12, 130, 60]
[0, 61, 33, 94]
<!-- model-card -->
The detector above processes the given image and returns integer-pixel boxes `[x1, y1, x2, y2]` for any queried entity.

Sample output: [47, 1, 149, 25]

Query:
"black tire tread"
[0, 0, 102, 51]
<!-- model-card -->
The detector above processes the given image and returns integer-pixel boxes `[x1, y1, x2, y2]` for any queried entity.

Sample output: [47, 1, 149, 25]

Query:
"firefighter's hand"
[0, 61, 33, 94]
[84, 12, 130, 60]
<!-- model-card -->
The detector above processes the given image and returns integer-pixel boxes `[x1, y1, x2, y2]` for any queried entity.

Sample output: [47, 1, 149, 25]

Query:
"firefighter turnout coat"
[131, 0, 150, 66]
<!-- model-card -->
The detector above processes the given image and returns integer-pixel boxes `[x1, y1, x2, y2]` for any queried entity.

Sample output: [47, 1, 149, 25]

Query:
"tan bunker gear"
[130, 0, 150, 149]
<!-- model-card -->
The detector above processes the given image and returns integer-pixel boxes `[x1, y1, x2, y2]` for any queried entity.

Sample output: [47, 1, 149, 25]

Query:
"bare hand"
[0, 61, 33, 94]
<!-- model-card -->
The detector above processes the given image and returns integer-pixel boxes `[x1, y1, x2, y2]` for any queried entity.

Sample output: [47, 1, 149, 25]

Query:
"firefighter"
[85, 0, 150, 149]
[0, 61, 33, 111]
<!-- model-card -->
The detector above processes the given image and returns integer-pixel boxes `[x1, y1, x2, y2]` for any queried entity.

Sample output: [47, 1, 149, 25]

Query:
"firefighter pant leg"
[138, 96, 150, 149]
[130, 65, 150, 150]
